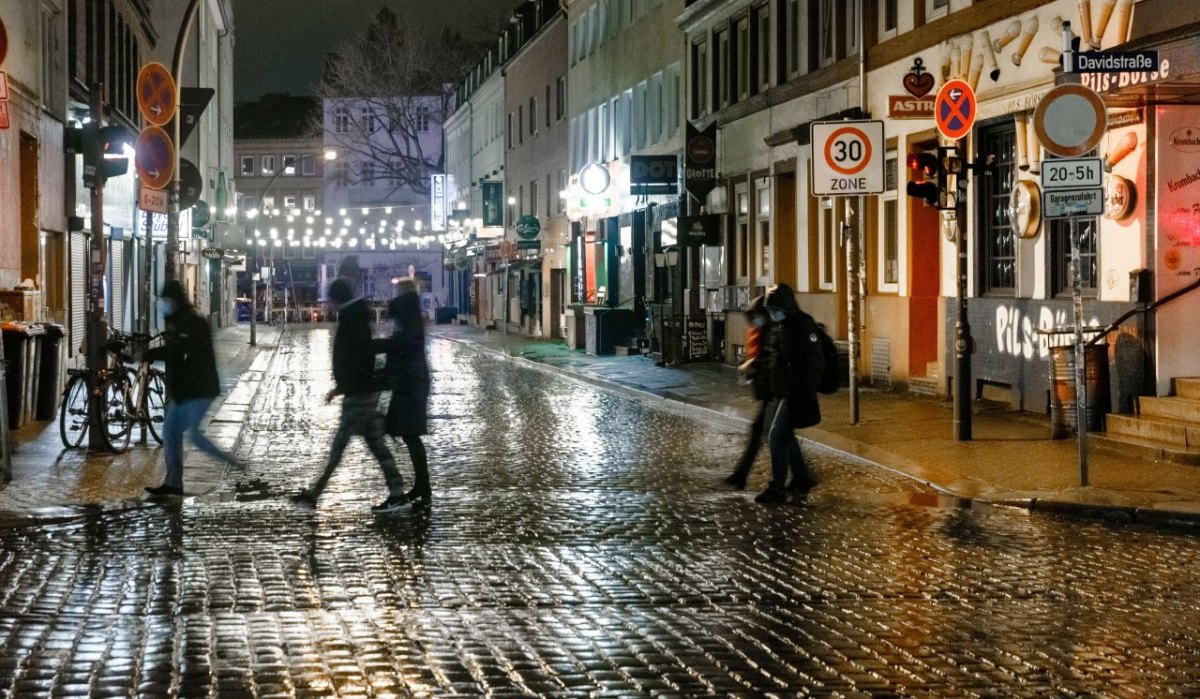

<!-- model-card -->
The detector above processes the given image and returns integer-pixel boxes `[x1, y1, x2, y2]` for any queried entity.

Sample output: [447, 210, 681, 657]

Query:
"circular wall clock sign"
[1105, 175, 1135, 221]
[1008, 180, 1041, 239]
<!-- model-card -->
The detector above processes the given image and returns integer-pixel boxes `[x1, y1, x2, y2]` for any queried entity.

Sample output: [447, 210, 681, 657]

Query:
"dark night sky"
[233, 0, 528, 102]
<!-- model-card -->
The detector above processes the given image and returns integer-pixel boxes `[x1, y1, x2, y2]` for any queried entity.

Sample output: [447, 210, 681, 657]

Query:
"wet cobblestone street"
[2, 326, 1200, 696]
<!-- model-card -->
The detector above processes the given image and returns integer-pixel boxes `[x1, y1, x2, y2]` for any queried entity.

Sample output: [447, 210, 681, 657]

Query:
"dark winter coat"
[332, 298, 378, 396]
[765, 309, 824, 428]
[375, 291, 430, 436]
[145, 306, 220, 402]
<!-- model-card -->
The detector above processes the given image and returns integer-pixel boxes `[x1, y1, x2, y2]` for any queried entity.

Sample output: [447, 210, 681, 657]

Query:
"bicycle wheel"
[100, 372, 133, 453]
[144, 368, 167, 444]
[58, 374, 90, 448]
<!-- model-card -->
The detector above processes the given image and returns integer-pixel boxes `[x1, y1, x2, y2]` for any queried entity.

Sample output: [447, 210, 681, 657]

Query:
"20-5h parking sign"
[810, 120, 885, 196]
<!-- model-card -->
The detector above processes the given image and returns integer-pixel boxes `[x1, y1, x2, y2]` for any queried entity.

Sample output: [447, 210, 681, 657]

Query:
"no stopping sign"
[811, 120, 885, 196]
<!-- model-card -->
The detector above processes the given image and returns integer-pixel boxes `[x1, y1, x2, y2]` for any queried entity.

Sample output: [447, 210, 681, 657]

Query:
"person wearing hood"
[144, 280, 238, 497]
[375, 278, 432, 504]
[725, 295, 805, 489]
[293, 276, 412, 514]
[755, 282, 823, 504]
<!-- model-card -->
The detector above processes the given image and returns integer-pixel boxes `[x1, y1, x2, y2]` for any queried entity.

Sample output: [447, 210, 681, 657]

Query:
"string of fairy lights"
[241, 204, 449, 251]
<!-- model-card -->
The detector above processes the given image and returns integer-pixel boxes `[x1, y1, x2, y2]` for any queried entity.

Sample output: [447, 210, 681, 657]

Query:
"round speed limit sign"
[810, 120, 885, 196]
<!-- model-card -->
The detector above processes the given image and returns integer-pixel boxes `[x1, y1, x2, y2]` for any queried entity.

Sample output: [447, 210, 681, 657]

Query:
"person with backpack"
[755, 283, 824, 504]
[292, 277, 412, 514]
[725, 296, 806, 490]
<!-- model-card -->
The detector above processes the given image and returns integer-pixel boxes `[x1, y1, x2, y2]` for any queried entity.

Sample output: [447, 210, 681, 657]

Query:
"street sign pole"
[1072, 224, 1089, 486]
[86, 84, 111, 451]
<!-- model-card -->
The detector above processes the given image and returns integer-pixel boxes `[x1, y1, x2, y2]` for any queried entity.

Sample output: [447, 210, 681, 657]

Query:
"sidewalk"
[431, 323, 1200, 528]
[0, 323, 280, 523]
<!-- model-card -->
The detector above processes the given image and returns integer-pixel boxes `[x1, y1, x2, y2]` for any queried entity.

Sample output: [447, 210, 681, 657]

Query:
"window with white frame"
[648, 72, 662, 146]
[530, 179, 538, 218]
[558, 169, 567, 213]
[879, 0, 898, 39]
[283, 195, 297, 211]
[714, 27, 730, 109]
[261, 155, 276, 175]
[734, 15, 750, 103]
[282, 155, 297, 175]
[301, 156, 317, 176]
[665, 62, 681, 139]
[754, 178, 771, 284]
[261, 196, 275, 212]
[735, 183, 750, 282]
[303, 195, 316, 211]
[609, 96, 620, 160]
[390, 159, 401, 187]
[362, 161, 375, 187]
[927, 0, 949, 21]
[557, 76, 566, 120]
[846, 0, 859, 54]
[360, 107, 376, 133]
[334, 105, 350, 133]
[634, 81, 648, 150]
[620, 89, 633, 155]
[879, 153, 900, 291]
[818, 0, 835, 66]
[783, 0, 801, 79]
[691, 38, 708, 118]
[818, 199, 837, 290]
[416, 106, 430, 133]
[752, 3, 770, 95]
[241, 156, 254, 176]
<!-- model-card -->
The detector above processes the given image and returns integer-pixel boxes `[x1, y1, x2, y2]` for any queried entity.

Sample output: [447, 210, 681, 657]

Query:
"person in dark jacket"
[755, 283, 823, 504]
[725, 296, 805, 489]
[293, 277, 412, 514]
[144, 280, 238, 497]
[375, 278, 432, 504]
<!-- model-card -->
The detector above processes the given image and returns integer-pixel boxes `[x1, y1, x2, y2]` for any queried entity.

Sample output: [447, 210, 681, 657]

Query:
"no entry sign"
[810, 120, 885, 196]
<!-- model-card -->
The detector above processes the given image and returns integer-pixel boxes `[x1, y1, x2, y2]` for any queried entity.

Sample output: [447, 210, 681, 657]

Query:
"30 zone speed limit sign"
[811, 120, 885, 196]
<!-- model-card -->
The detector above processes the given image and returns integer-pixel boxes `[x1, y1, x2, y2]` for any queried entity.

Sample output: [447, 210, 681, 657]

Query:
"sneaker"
[291, 489, 318, 506]
[145, 484, 184, 497]
[371, 494, 413, 515]
[754, 487, 787, 504]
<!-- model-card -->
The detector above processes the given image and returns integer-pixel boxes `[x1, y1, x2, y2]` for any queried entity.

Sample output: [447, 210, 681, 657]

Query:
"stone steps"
[1100, 377, 1200, 464]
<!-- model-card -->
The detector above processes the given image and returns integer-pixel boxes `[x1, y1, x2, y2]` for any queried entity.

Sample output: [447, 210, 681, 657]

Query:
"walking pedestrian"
[724, 296, 805, 489]
[292, 277, 412, 514]
[144, 280, 239, 497]
[755, 283, 823, 504]
[376, 279, 432, 504]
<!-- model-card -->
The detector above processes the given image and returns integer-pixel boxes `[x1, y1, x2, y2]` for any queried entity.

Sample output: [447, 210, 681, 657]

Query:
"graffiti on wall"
[993, 303, 1100, 360]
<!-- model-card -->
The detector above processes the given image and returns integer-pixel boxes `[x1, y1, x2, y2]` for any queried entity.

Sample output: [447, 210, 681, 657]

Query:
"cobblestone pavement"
[2, 326, 1200, 696]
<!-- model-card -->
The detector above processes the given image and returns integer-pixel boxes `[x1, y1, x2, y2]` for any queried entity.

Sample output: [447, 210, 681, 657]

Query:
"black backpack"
[815, 323, 841, 395]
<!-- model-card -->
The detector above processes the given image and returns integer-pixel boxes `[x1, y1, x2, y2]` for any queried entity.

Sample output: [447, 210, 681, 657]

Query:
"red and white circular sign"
[810, 120, 885, 196]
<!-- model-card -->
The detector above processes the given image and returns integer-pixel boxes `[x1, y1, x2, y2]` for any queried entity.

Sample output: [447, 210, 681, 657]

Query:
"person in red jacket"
[144, 280, 238, 497]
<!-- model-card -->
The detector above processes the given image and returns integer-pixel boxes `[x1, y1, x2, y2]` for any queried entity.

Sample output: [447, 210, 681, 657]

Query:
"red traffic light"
[907, 151, 939, 179]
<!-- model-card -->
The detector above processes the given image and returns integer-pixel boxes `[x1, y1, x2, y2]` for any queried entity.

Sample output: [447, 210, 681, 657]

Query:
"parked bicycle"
[58, 331, 166, 452]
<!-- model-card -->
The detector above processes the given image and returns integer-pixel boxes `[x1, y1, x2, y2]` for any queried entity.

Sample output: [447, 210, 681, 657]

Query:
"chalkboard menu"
[686, 317, 708, 360]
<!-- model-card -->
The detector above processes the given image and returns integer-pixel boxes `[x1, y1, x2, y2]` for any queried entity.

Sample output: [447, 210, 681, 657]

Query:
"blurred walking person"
[144, 280, 239, 497]
[377, 279, 432, 504]
[725, 296, 805, 490]
[755, 283, 823, 504]
[293, 277, 412, 514]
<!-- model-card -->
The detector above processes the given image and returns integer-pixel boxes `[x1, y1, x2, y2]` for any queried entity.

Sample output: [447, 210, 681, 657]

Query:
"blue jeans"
[766, 399, 808, 490]
[162, 397, 236, 489]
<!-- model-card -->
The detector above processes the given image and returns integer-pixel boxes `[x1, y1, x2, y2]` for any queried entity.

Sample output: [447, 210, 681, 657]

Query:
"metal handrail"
[1084, 277, 1200, 347]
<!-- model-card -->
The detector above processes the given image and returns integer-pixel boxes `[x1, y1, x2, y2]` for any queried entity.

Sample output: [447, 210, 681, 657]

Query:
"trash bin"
[435, 306, 457, 324]
[1049, 343, 1111, 439]
[2, 323, 37, 430]
[36, 323, 66, 420]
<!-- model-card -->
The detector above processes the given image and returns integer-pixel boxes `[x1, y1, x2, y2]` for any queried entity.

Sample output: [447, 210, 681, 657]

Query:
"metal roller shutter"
[110, 242, 124, 332]
[69, 232, 86, 357]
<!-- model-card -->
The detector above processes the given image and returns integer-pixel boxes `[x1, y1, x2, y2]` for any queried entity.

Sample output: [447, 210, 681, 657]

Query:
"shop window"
[977, 122, 1018, 294]
[1050, 217, 1098, 297]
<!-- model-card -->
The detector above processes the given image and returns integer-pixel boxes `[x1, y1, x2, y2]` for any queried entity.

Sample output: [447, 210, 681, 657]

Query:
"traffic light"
[906, 150, 943, 207]
[64, 120, 132, 187]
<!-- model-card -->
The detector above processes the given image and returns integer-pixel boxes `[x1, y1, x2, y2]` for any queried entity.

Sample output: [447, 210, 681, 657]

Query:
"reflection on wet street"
[0, 326, 1199, 695]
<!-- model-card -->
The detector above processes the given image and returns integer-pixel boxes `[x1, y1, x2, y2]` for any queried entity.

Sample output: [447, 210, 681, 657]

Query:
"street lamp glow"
[324, 150, 338, 161]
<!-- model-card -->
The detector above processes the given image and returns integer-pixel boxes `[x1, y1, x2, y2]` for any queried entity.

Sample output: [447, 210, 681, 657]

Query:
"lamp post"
[246, 149, 335, 345]
[504, 195, 516, 336]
